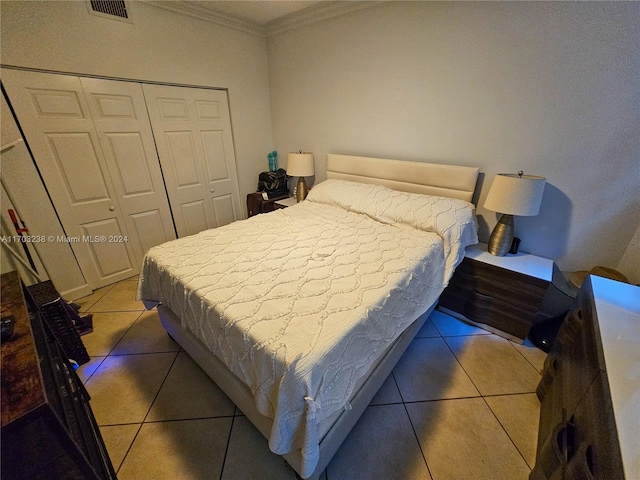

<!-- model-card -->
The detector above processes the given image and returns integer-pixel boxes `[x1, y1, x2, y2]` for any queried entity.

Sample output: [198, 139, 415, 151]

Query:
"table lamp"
[483, 171, 546, 256]
[287, 151, 314, 202]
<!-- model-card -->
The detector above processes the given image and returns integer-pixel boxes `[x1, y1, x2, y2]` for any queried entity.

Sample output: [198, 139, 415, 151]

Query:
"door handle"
[109, 206, 115, 211]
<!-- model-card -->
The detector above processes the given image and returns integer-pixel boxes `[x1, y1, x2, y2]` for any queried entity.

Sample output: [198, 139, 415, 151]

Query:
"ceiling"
[179, 1, 323, 26]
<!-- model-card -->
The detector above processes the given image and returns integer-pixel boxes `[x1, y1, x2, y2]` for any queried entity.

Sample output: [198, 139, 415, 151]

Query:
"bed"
[137, 154, 480, 479]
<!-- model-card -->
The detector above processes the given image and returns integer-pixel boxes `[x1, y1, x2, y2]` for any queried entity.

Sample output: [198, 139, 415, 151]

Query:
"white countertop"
[590, 275, 640, 480]
[465, 243, 553, 282]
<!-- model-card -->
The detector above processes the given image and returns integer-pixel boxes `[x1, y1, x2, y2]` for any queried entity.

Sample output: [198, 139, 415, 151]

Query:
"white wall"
[0, 0, 274, 211]
[268, 1, 640, 273]
[617, 223, 640, 285]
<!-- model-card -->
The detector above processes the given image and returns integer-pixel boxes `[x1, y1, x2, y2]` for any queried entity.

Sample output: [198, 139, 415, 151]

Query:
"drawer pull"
[565, 442, 595, 479]
[472, 291, 492, 300]
[450, 270, 479, 290]
[533, 421, 572, 478]
[457, 271, 479, 281]
[537, 355, 560, 402]
[463, 291, 493, 322]
[543, 353, 556, 372]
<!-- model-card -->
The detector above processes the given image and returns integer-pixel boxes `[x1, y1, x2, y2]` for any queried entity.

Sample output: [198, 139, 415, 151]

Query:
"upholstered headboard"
[326, 154, 479, 202]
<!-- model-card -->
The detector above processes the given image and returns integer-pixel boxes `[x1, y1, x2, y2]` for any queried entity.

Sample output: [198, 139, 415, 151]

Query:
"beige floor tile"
[85, 352, 177, 425]
[75, 284, 115, 312]
[221, 416, 300, 480]
[445, 335, 542, 396]
[406, 397, 531, 480]
[146, 352, 235, 421]
[90, 276, 144, 312]
[485, 393, 540, 469]
[393, 338, 480, 402]
[327, 404, 432, 480]
[99, 424, 140, 471]
[81, 311, 142, 356]
[511, 340, 548, 373]
[111, 310, 180, 355]
[370, 373, 403, 405]
[76, 356, 106, 384]
[117, 418, 231, 480]
[431, 309, 491, 336]
[415, 318, 441, 338]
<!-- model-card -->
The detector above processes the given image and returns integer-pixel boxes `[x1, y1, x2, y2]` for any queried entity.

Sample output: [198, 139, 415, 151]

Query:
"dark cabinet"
[247, 192, 288, 217]
[531, 275, 625, 480]
[1, 272, 116, 480]
[439, 249, 550, 340]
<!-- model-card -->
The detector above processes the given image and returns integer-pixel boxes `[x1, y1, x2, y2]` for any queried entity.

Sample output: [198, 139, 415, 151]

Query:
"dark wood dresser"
[531, 275, 637, 480]
[1, 271, 116, 480]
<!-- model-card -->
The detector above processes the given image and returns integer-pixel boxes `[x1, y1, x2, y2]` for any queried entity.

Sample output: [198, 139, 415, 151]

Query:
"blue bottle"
[268, 151, 278, 171]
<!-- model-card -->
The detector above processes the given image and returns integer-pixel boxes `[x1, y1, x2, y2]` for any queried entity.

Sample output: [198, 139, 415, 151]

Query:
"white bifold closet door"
[2, 70, 176, 289]
[142, 84, 241, 237]
[80, 77, 176, 262]
[2, 70, 241, 290]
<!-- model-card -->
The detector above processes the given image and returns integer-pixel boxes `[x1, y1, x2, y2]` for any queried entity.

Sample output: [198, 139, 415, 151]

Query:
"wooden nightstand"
[273, 197, 297, 210]
[438, 243, 553, 341]
[247, 193, 288, 217]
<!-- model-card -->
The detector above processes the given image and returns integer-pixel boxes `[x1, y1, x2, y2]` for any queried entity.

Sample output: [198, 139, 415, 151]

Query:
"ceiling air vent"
[87, 0, 132, 23]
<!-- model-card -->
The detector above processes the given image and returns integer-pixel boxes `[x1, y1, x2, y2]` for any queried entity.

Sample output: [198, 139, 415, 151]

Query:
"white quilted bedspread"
[137, 180, 477, 478]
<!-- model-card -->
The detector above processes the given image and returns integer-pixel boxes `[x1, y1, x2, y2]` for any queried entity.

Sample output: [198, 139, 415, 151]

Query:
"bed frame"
[157, 154, 479, 479]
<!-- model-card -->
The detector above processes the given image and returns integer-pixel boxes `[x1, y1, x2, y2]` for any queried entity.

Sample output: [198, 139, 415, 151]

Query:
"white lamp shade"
[287, 152, 315, 177]
[484, 173, 546, 216]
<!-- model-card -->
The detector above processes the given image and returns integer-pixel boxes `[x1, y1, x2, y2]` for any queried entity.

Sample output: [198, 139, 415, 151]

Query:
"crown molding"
[142, 1, 381, 39]
[266, 2, 379, 37]
[143, 1, 266, 37]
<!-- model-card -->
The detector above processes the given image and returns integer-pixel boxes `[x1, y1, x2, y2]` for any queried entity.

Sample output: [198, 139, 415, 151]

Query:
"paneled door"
[3, 70, 144, 288]
[142, 84, 241, 237]
[80, 78, 176, 263]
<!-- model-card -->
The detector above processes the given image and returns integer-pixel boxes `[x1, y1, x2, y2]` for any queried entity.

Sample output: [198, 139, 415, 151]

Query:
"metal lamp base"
[487, 214, 514, 256]
[296, 177, 308, 202]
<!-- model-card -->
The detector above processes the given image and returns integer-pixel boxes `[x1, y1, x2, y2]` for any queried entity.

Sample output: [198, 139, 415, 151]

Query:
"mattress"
[137, 179, 477, 477]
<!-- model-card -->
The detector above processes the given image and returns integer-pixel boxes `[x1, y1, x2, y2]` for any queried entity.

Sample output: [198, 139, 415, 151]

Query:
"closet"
[2, 69, 241, 289]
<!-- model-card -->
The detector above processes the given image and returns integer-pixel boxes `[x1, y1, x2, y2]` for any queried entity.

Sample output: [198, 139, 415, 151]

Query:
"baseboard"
[59, 283, 92, 301]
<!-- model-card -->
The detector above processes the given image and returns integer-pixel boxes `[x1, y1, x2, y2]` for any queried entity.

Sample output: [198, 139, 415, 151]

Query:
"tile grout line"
[507, 339, 546, 374]
[78, 279, 180, 477]
[438, 331, 536, 470]
[81, 309, 147, 385]
[441, 331, 536, 473]
[113, 345, 180, 475]
[78, 283, 116, 312]
[87, 309, 147, 358]
[218, 413, 236, 480]
[139, 414, 237, 425]
[102, 349, 182, 357]
[79, 356, 107, 385]
[140, 350, 181, 425]
[393, 363, 435, 480]
[481, 395, 533, 472]
[439, 333, 484, 397]
[111, 423, 143, 475]
[108, 320, 180, 474]
[439, 332, 541, 396]
[493, 339, 544, 471]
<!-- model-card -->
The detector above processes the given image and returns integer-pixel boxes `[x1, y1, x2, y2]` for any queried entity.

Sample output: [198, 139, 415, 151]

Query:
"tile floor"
[76, 275, 547, 480]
